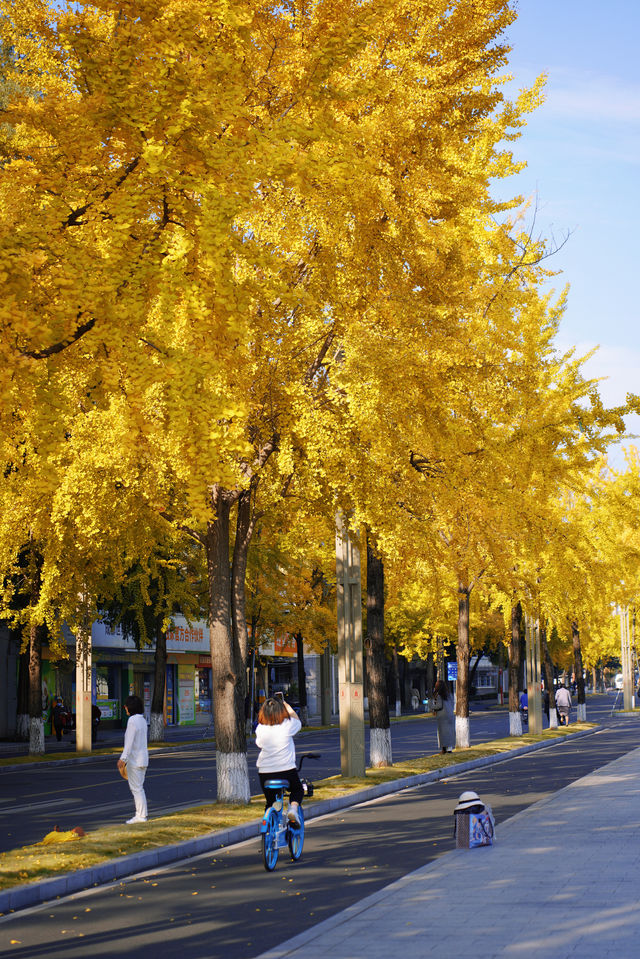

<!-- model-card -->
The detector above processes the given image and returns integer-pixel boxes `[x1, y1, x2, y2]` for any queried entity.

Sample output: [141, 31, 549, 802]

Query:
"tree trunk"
[508, 602, 523, 735]
[572, 621, 587, 721]
[231, 488, 254, 669]
[366, 536, 391, 767]
[468, 648, 483, 699]
[294, 632, 308, 726]
[28, 622, 44, 755]
[391, 642, 401, 717]
[455, 581, 471, 748]
[149, 620, 167, 743]
[425, 651, 435, 704]
[206, 488, 249, 803]
[16, 644, 30, 741]
[540, 622, 557, 728]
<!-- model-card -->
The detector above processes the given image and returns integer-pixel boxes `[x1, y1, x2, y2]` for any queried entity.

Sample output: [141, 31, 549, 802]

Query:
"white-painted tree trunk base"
[149, 713, 164, 743]
[217, 751, 250, 804]
[29, 717, 44, 754]
[16, 714, 29, 741]
[369, 727, 393, 767]
[455, 715, 470, 749]
[395, 700, 401, 718]
[578, 703, 587, 721]
[509, 711, 523, 736]
[549, 707, 558, 728]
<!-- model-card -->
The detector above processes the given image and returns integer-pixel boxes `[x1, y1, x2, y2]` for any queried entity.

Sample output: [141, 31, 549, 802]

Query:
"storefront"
[164, 618, 211, 725]
[52, 616, 214, 729]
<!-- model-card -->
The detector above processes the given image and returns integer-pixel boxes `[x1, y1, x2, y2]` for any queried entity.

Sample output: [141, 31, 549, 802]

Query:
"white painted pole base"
[369, 727, 393, 767]
[549, 707, 558, 728]
[216, 751, 251, 804]
[509, 711, 523, 736]
[577, 703, 587, 721]
[149, 712, 165, 742]
[455, 715, 470, 749]
[16, 713, 29, 741]
[29, 716, 44, 754]
[395, 699, 401, 718]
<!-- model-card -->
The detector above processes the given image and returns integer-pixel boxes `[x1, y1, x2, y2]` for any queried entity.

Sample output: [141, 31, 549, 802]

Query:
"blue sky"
[500, 0, 640, 458]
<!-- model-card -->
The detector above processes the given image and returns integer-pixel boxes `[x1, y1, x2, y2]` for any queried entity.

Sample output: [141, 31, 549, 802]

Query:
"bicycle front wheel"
[261, 808, 279, 871]
[287, 806, 305, 861]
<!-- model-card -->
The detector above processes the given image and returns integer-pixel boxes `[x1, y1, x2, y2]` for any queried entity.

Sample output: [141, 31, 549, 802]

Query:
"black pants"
[259, 768, 304, 808]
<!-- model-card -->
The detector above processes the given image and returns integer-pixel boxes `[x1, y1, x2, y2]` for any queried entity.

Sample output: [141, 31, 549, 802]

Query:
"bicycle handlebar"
[297, 752, 321, 770]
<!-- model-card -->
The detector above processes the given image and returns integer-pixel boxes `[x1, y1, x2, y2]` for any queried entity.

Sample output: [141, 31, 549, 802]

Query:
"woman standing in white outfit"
[117, 694, 149, 824]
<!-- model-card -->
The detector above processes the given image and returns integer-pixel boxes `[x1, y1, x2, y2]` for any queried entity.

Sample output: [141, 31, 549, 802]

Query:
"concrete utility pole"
[335, 514, 365, 777]
[75, 623, 92, 752]
[525, 614, 543, 735]
[620, 606, 633, 711]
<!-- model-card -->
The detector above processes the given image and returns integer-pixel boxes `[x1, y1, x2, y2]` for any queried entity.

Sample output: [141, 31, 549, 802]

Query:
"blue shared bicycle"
[260, 752, 320, 871]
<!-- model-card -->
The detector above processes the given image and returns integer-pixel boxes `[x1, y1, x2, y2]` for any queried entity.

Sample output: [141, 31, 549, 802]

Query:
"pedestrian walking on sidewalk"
[117, 695, 149, 824]
[555, 683, 572, 726]
[432, 679, 455, 754]
[51, 698, 67, 742]
[255, 694, 303, 826]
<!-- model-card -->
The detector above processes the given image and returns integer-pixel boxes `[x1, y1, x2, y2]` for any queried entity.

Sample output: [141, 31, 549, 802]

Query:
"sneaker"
[287, 807, 300, 827]
[126, 816, 147, 824]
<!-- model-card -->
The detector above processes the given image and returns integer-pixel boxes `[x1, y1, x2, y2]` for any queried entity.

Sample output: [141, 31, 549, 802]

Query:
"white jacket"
[255, 716, 302, 772]
[555, 687, 572, 710]
[120, 713, 149, 768]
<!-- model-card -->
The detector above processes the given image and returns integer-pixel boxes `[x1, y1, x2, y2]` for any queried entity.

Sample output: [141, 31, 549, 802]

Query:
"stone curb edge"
[0, 740, 216, 773]
[0, 726, 597, 917]
[255, 733, 637, 959]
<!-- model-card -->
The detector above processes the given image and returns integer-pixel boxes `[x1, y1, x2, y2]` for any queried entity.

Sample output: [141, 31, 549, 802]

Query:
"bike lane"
[2, 717, 638, 959]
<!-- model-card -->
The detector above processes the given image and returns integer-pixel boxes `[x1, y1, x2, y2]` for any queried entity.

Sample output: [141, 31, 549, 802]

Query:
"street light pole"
[525, 613, 542, 735]
[335, 513, 365, 777]
[621, 606, 633, 712]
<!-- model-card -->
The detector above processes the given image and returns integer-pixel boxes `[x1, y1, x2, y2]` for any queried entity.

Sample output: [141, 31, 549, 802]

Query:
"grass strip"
[0, 722, 595, 892]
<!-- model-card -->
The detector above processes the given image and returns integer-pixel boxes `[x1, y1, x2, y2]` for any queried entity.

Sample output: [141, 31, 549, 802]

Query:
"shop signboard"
[90, 615, 209, 655]
[259, 631, 298, 658]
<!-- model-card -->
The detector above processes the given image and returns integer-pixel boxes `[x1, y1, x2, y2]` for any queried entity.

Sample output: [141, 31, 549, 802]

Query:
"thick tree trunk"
[28, 623, 44, 755]
[455, 581, 471, 748]
[508, 603, 523, 735]
[391, 642, 401, 717]
[540, 622, 558, 728]
[294, 632, 308, 726]
[572, 622, 587, 721]
[149, 621, 167, 743]
[206, 488, 249, 803]
[366, 536, 391, 767]
[16, 645, 30, 741]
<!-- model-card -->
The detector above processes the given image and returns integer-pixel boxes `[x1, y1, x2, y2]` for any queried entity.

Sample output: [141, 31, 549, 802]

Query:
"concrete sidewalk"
[258, 744, 640, 959]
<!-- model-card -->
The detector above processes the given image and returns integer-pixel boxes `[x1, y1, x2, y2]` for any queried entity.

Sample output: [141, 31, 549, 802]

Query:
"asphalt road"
[1, 701, 637, 959]
[0, 695, 619, 852]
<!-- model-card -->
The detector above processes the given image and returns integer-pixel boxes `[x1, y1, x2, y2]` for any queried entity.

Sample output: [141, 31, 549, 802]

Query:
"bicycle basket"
[301, 778, 314, 798]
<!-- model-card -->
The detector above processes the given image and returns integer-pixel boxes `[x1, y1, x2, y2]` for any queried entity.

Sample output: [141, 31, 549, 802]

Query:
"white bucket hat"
[454, 790, 483, 812]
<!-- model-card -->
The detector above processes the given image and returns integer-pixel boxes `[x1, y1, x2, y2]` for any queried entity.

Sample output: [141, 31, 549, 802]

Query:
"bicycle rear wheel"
[287, 806, 305, 861]
[261, 808, 279, 871]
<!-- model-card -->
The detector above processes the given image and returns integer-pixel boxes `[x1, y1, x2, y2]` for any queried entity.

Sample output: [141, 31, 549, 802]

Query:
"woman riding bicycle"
[255, 695, 303, 826]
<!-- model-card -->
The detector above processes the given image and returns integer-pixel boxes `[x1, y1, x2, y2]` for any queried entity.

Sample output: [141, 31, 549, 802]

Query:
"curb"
[0, 726, 597, 916]
[0, 739, 218, 772]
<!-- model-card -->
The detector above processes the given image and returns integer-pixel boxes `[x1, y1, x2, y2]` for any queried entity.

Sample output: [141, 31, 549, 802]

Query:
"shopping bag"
[454, 810, 494, 848]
